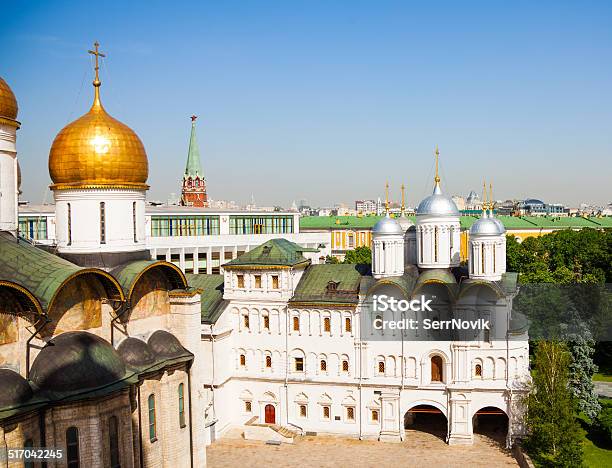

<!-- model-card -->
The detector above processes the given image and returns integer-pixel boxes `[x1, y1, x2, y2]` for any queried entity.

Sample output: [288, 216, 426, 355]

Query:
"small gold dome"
[49, 81, 148, 190]
[0, 77, 19, 126]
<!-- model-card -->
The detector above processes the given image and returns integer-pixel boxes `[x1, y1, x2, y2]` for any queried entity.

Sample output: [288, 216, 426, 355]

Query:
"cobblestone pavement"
[207, 431, 518, 468]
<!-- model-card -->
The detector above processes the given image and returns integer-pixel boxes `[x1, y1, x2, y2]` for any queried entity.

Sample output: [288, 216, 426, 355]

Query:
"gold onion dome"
[49, 43, 148, 190]
[0, 76, 20, 126]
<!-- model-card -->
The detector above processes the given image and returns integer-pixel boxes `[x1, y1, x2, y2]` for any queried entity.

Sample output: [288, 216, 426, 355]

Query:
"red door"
[265, 404, 275, 424]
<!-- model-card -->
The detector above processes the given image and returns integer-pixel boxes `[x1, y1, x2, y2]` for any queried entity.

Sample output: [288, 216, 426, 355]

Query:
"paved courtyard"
[207, 430, 518, 468]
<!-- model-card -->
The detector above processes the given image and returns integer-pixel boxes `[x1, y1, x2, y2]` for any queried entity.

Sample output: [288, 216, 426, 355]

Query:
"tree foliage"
[525, 341, 584, 467]
[343, 246, 372, 265]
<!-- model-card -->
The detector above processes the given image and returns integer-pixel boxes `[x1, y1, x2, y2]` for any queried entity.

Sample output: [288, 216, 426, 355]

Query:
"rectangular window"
[346, 407, 355, 421]
[254, 275, 262, 288]
[148, 394, 156, 441]
[299, 404, 307, 418]
[263, 315, 270, 329]
[243, 314, 250, 329]
[150, 215, 220, 237]
[294, 357, 304, 372]
[323, 406, 330, 419]
[293, 316, 300, 332]
[324, 317, 331, 332]
[100, 202, 106, 244]
[133, 201, 137, 242]
[434, 226, 438, 262]
[320, 360, 327, 371]
[345, 317, 352, 333]
[245, 401, 252, 412]
[240, 354, 246, 367]
[229, 215, 294, 235]
[178, 383, 186, 428]
[272, 275, 279, 289]
[371, 410, 379, 422]
[342, 360, 349, 372]
[18, 217, 48, 240]
[237, 274, 244, 288]
[67, 203, 72, 245]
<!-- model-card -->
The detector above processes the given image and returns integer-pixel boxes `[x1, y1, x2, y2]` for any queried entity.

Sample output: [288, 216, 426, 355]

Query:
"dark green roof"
[290, 264, 367, 306]
[225, 238, 311, 268]
[186, 274, 225, 323]
[0, 232, 122, 313]
[111, 260, 187, 299]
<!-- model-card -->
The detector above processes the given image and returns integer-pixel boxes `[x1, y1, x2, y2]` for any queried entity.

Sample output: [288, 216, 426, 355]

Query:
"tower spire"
[180, 115, 209, 207]
[434, 145, 440, 186]
[482, 180, 488, 218]
[88, 41, 106, 107]
[489, 182, 494, 216]
[385, 181, 390, 215]
[400, 183, 406, 214]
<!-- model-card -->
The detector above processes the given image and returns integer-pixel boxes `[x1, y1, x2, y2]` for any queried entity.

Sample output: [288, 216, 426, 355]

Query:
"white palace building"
[0, 46, 529, 468]
[200, 151, 530, 446]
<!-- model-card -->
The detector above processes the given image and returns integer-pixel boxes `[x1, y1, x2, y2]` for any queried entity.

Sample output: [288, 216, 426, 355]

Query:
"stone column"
[379, 390, 401, 442]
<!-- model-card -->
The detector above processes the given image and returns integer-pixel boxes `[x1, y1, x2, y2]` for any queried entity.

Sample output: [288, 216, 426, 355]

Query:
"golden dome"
[49, 66, 148, 190]
[0, 77, 19, 127]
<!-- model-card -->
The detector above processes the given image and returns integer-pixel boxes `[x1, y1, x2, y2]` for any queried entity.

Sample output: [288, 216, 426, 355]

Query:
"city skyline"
[2, 1, 611, 208]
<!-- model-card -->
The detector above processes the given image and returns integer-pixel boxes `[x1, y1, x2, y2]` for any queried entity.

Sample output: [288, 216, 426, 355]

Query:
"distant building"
[518, 199, 568, 216]
[355, 199, 377, 214]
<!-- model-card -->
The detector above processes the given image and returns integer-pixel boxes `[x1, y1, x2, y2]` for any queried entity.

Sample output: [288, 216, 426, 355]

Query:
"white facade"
[0, 121, 18, 233]
[53, 188, 146, 253]
[415, 218, 461, 268]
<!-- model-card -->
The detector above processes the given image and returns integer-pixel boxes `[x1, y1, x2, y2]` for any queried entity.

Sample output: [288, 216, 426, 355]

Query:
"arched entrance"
[404, 405, 447, 441]
[264, 404, 276, 424]
[472, 407, 508, 445]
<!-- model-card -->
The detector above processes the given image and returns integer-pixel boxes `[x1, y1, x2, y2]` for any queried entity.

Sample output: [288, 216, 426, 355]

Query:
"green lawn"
[593, 373, 612, 382]
[578, 399, 612, 468]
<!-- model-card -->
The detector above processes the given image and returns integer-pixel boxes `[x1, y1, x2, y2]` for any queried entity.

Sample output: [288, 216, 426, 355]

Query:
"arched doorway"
[404, 405, 447, 441]
[472, 407, 508, 445]
[264, 404, 276, 424]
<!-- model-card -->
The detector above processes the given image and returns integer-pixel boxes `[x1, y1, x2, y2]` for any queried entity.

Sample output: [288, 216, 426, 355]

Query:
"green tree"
[343, 246, 372, 265]
[525, 341, 584, 467]
[324, 255, 339, 264]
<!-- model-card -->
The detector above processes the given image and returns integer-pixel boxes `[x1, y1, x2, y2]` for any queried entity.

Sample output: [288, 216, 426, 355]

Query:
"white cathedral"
[0, 46, 529, 468]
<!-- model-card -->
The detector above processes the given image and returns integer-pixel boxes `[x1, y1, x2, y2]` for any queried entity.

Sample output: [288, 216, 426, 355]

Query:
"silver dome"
[416, 184, 459, 217]
[469, 215, 505, 236]
[372, 215, 403, 235]
[489, 215, 506, 234]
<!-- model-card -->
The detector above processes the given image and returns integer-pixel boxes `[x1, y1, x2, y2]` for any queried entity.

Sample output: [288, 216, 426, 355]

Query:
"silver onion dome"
[372, 215, 403, 235]
[397, 214, 414, 232]
[469, 214, 505, 236]
[416, 184, 460, 217]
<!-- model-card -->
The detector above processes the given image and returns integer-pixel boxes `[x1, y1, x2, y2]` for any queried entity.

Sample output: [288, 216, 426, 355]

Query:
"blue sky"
[2, 0, 611, 207]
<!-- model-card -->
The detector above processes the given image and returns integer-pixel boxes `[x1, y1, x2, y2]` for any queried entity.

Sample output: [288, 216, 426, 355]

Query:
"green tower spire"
[184, 115, 203, 178]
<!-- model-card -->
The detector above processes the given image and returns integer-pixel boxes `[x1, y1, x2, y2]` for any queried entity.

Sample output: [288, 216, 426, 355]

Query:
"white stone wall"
[53, 188, 146, 253]
[416, 216, 461, 268]
[469, 236, 507, 281]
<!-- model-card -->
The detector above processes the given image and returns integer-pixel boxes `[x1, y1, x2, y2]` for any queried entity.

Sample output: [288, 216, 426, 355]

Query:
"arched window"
[475, 364, 482, 377]
[342, 360, 349, 372]
[378, 360, 385, 374]
[323, 317, 331, 332]
[148, 394, 157, 442]
[263, 314, 270, 329]
[109, 416, 120, 468]
[66, 426, 79, 467]
[266, 355, 272, 368]
[434, 226, 439, 262]
[345, 317, 352, 333]
[243, 313, 250, 329]
[481, 244, 485, 273]
[24, 438, 34, 468]
[320, 359, 327, 371]
[178, 383, 186, 427]
[431, 355, 443, 382]
[293, 316, 300, 332]
[240, 354, 246, 367]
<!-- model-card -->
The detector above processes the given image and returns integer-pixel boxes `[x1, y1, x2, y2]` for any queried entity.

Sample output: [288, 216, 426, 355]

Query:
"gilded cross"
[88, 41, 106, 85]
[434, 145, 440, 184]
[191, 115, 198, 122]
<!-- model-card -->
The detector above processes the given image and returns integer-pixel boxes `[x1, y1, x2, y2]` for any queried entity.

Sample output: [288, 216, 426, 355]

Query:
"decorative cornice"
[0, 117, 20, 129]
[50, 182, 149, 191]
